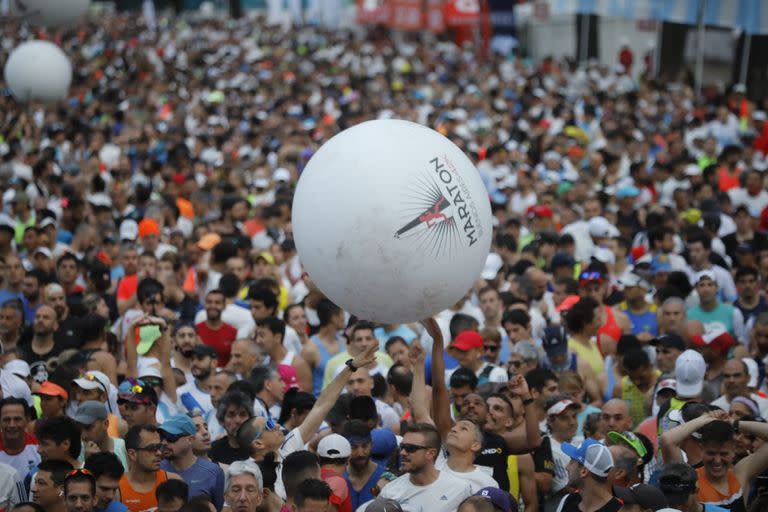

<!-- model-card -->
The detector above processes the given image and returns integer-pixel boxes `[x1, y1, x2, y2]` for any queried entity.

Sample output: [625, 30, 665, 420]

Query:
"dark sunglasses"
[400, 443, 429, 453]
[136, 443, 164, 453]
[508, 360, 523, 368]
[66, 468, 92, 479]
[161, 432, 186, 444]
[579, 271, 604, 284]
[483, 345, 499, 352]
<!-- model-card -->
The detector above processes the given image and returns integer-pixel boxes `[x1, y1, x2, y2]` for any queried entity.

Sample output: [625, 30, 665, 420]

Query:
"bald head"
[602, 399, 632, 433]
[228, 339, 260, 375]
[723, 358, 750, 398]
[609, 444, 639, 485]
[347, 368, 373, 397]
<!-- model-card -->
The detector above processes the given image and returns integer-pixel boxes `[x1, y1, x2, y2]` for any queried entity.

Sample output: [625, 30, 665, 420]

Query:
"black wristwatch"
[733, 420, 740, 432]
[345, 359, 358, 372]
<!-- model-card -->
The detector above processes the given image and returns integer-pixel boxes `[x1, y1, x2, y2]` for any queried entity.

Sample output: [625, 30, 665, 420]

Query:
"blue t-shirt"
[374, 325, 418, 349]
[97, 499, 129, 512]
[160, 457, 225, 511]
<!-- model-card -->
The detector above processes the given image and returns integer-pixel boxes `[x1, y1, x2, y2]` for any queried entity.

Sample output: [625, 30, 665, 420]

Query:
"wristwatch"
[345, 359, 358, 372]
[733, 420, 740, 433]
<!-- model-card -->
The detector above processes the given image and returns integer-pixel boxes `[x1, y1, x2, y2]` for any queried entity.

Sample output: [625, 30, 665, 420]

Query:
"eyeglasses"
[400, 443, 429, 453]
[508, 360, 523, 368]
[136, 443, 163, 453]
[483, 345, 499, 352]
[253, 417, 277, 441]
[65, 468, 93, 479]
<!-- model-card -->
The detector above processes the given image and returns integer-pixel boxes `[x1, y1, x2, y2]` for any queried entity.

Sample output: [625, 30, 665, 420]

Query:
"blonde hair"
[480, 327, 501, 343]
[558, 371, 584, 392]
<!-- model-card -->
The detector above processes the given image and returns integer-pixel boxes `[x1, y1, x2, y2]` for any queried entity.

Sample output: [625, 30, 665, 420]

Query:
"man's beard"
[193, 368, 212, 380]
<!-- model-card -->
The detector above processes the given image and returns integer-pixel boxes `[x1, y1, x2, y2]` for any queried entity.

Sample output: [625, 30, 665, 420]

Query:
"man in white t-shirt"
[237, 343, 379, 501]
[372, 422, 472, 512]
[176, 345, 216, 417]
[445, 331, 507, 387]
[436, 419, 498, 494]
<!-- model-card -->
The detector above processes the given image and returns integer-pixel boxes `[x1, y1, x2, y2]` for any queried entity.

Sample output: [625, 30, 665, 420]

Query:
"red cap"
[34, 381, 69, 401]
[526, 205, 553, 219]
[451, 331, 483, 351]
[690, 330, 735, 355]
[555, 294, 581, 313]
[138, 218, 160, 238]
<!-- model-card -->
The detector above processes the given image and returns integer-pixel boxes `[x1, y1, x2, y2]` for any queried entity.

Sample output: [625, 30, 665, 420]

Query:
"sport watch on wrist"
[345, 359, 358, 372]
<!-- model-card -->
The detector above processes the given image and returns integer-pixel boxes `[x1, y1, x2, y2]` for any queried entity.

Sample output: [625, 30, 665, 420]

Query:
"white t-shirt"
[275, 427, 306, 500]
[435, 456, 497, 494]
[445, 363, 508, 387]
[375, 399, 401, 431]
[549, 436, 582, 495]
[176, 380, 214, 416]
[195, 303, 255, 340]
[0, 461, 21, 510]
[369, 470, 472, 512]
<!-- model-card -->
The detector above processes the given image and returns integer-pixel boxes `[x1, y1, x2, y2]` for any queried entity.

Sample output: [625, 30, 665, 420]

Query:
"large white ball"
[12, 0, 91, 27]
[293, 119, 493, 323]
[4, 41, 72, 103]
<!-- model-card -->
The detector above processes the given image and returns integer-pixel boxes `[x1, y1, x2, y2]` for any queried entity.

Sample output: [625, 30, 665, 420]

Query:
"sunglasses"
[483, 345, 499, 352]
[579, 271, 604, 284]
[161, 432, 186, 444]
[142, 377, 162, 388]
[508, 360, 523, 368]
[66, 468, 93, 479]
[136, 443, 164, 453]
[253, 417, 277, 441]
[400, 443, 429, 453]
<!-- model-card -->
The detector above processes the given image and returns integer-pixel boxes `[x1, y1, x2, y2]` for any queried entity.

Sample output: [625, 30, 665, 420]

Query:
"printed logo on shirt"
[440, 495, 449, 500]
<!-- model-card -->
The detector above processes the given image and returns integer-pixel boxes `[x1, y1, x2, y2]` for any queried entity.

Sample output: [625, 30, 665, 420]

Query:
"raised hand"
[351, 342, 378, 370]
[408, 340, 426, 366]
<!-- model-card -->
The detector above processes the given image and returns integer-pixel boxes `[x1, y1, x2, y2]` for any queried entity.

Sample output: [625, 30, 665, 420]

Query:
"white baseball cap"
[4, 360, 30, 379]
[119, 219, 139, 241]
[674, 350, 706, 398]
[588, 216, 620, 239]
[743, 358, 759, 388]
[318, 434, 351, 459]
[73, 371, 111, 395]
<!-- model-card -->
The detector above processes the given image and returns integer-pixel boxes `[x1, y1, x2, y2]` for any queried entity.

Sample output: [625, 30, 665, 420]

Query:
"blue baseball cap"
[160, 414, 197, 437]
[561, 438, 614, 477]
[371, 428, 398, 462]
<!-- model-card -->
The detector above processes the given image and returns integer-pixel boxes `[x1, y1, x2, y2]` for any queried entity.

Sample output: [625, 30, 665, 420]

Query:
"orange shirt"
[696, 467, 743, 509]
[718, 166, 741, 192]
[119, 471, 169, 512]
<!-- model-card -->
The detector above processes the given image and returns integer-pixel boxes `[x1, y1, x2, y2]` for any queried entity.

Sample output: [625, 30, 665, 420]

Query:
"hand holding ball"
[4, 41, 72, 103]
[292, 120, 492, 323]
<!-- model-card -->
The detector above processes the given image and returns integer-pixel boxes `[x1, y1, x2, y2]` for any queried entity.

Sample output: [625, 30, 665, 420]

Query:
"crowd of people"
[1, 6, 768, 512]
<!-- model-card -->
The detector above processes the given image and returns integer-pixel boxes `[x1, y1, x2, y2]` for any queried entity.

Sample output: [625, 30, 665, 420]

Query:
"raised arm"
[735, 420, 768, 489]
[501, 375, 542, 453]
[425, 318, 454, 441]
[408, 340, 433, 425]
[660, 411, 722, 463]
[157, 322, 178, 403]
[297, 343, 378, 443]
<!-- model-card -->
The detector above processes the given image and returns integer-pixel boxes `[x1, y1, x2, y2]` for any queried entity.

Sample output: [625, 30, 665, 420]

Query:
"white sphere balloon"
[13, 0, 91, 28]
[4, 41, 72, 103]
[293, 119, 493, 323]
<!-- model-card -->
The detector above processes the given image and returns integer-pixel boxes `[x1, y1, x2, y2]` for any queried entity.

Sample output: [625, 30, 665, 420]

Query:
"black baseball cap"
[613, 484, 668, 511]
[659, 464, 698, 505]
[191, 345, 218, 359]
[650, 333, 686, 351]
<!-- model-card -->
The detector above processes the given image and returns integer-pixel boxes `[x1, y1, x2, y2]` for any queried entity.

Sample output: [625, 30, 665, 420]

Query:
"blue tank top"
[619, 302, 659, 337]
[345, 463, 386, 511]
[310, 334, 341, 397]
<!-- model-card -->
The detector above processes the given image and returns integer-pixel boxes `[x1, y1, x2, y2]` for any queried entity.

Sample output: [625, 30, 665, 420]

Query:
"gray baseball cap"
[73, 401, 108, 425]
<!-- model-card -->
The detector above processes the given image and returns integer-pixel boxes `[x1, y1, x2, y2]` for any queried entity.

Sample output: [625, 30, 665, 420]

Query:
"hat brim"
[73, 414, 102, 425]
[676, 380, 703, 399]
[73, 379, 102, 391]
[560, 442, 580, 462]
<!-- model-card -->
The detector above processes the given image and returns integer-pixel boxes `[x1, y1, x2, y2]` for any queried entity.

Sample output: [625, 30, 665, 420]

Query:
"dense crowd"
[1, 7, 768, 512]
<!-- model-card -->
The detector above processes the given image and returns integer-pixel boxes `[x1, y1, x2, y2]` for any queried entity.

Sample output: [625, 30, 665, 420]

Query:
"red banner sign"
[391, 0, 423, 30]
[444, 0, 481, 27]
[356, 0, 392, 25]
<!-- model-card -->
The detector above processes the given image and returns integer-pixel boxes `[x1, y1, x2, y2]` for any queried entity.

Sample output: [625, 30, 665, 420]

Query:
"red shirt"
[195, 321, 237, 366]
[321, 468, 352, 512]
